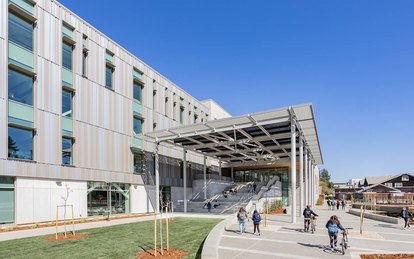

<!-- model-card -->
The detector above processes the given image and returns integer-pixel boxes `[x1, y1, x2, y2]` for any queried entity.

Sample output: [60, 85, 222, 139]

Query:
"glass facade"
[62, 137, 73, 165]
[62, 90, 72, 117]
[133, 82, 142, 102]
[87, 182, 130, 216]
[8, 12, 33, 51]
[0, 177, 15, 224]
[8, 126, 33, 160]
[8, 69, 33, 106]
[105, 66, 113, 88]
[133, 117, 142, 135]
[62, 42, 73, 70]
[133, 152, 143, 174]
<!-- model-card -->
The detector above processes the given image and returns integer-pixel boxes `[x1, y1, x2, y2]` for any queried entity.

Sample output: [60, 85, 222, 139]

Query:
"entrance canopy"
[143, 104, 323, 166]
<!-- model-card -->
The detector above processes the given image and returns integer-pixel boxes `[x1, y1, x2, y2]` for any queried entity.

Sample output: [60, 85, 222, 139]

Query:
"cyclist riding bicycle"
[325, 215, 345, 252]
[303, 205, 318, 232]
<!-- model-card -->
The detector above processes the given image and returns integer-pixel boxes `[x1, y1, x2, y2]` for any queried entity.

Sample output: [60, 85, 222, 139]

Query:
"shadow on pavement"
[297, 242, 344, 256]
[281, 227, 305, 233]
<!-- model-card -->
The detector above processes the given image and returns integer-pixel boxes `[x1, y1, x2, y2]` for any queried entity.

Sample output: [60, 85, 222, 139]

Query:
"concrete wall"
[15, 178, 87, 224]
[201, 99, 231, 120]
[192, 179, 233, 199]
[130, 185, 154, 214]
[171, 187, 193, 208]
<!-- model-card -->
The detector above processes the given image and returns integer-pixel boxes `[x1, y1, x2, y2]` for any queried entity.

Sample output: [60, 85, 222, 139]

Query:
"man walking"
[401, 207, 412, 229]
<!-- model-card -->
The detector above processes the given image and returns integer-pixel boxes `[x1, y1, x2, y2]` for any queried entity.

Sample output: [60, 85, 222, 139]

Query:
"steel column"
[304, 149, 308, 206]
[183, 150, 187, 213]
[299, 137, 304, 216]
[290, 117, 297, 223]
[155, 141, 160, 214]
[203, 155, 207, 200]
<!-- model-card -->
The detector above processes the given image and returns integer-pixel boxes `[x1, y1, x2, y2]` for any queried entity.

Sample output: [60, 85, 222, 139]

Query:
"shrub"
[263, 200, 284, 211]
[316, 196, 324, 206]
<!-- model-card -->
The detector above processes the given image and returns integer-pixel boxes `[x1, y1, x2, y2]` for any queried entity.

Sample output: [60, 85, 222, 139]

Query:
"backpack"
[328, 222, 338, 233]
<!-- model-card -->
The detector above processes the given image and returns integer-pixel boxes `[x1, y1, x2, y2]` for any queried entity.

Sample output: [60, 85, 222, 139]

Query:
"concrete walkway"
[218, 205, 414, 259]
[0, 213, 227, 242]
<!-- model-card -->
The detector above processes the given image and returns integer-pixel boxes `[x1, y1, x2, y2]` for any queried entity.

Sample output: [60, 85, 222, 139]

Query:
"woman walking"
[252, 210, 262, 235]
[325, 215, 345, 252]
[237, 207, 248, 234]
[401, 207, 412, 229]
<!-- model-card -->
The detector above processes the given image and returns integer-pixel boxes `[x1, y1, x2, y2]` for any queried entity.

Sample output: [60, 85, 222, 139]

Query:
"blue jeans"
[239, 220, 246, 233]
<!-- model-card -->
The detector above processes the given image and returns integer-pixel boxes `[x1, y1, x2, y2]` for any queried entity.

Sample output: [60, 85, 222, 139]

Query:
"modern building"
[0, 0, 323, 225]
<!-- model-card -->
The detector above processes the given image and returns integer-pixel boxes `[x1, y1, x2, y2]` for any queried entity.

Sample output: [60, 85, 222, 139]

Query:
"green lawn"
[0, 217, 221, 259]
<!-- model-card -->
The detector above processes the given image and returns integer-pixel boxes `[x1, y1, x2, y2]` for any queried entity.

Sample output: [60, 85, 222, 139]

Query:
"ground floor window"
[0, 177, 15, 224]
[87, 182, 130, 216]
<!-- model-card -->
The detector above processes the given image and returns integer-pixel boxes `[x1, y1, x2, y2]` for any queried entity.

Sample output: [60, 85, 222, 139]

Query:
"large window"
[62, 90, 72, 117]
[62, 137, 73, 165]
[134, 153, 144, 174]
[62, 42, 73, 70]
[8, 12, 33, 51]
[0, 177, 15, 224]
[8, 69, 33, 106]
[87, 182, 130, 216]
[133, 117, 142, 135]
[133, 82, 142, 102]
[8, 126, 33, 160]
[180, 106, 184, 125]
[105, 65, 113, 88]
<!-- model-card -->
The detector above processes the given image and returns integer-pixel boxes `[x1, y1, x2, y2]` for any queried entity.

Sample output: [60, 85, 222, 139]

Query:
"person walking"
[401, 207, 412, 229]
[341, 200, 346, 210]
[336, 200, 340, 210]
[331, 200, 336, 211]
[252, 209, 262, 235]
[253, 182, 257, 193]
[303, 205, 318, 232]
[237, 207, 248, 234]
[206, 201, 212, 213]
[326, 215, 345, 252]
[327, 199, 331, 209]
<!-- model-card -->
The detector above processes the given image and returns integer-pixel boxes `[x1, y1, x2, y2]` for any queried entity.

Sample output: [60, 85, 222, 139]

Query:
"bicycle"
[340, 228, 350, 255]
[310, 216, 317, 234]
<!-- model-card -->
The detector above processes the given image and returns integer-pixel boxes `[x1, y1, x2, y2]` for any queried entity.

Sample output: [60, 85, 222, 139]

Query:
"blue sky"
[59, 0, 414, 182]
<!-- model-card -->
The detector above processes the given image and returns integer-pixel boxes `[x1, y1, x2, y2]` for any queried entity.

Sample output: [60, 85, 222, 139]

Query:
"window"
[133, 117, 142, 135]
[394, 182, 403, 188]
[384, 183, 392, 187]
[133, 82, 142, 102]
[8, 126, 33, 160]
[165, 97, 168, 117]
[62, 42, 73, 70]
[8, 13, 33, 51]
[62, 137, 73, 165]
[62, 90, 73, 117]
[8, 69, 33, 106]
[105, 65, 113, 88]
[194, 114, 198, 124]
[82, 51, 87, 77]
[402, 175, 409, 181]
[133, 153, 144, 174]
[153, 89, 157, 110]
[179, 106, 184, 125]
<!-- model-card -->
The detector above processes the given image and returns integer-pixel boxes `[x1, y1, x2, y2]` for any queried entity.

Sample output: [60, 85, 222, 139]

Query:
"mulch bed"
[160, 219, 177, 223]
[44, 233, 88, 242]
[268, 209, 286, 214]
[361, 255, 414, 259]
[137, 249, 188, 259]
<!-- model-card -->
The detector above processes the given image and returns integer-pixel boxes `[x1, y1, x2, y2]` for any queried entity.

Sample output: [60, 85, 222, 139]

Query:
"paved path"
[218, 205, 414, 259]
[0, 213, 226, 242]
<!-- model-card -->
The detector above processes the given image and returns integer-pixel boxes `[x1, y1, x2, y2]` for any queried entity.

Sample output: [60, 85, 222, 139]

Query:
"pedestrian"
[252, 209, 262, 235]
[303, 205, 318, 232]
[336, 200, 340, 210]
[253, 182, 257, 193]
[342, 200, 346, 210]
[331, 200, 336, 211]
[401, 207, 412, 229]
[237, 207, 248, 234]
[246, 183, 251, 193]
[206, 201, 212, 213]
[326, 199, 331, 209]
[326, 215, 345, 252]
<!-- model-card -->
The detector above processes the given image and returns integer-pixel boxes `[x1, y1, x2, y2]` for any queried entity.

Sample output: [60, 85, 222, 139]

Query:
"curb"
[201, 215, 236, 259]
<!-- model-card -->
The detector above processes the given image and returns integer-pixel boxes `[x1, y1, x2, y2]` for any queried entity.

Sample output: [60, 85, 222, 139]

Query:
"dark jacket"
[325, 220, 345, 233]
[303, 208, 318, 219]
[401, 209, 412, 219]
[252, 213, 261, 224]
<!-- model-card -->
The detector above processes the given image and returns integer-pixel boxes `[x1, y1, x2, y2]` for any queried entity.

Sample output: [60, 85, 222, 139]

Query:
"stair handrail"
[190, 179, 214, 201]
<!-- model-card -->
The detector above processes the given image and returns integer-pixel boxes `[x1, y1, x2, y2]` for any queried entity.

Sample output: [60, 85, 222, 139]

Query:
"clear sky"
[59, 0, 414, 182]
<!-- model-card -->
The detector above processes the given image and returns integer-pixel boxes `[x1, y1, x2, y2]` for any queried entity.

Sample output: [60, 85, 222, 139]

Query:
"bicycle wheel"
[341, 239, 346, 255]
[311, 224, 315, 234]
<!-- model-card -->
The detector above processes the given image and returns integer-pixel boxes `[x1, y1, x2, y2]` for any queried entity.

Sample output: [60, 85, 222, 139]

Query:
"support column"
[304, 149, 308, 205]
[290, 117, 297, 223]
[219, 159, 222, 180]
[310, 160, 314, 206]
[155, 141, 160, 214]
[299, 137, 304, 216]
[183, 150, 187, 213]
[231, 167, 234, 182]
[203, 155, 207, 200]
[308, 153, 312, 206]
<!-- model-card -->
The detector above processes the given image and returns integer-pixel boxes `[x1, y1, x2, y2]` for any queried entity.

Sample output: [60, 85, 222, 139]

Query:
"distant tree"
[320, 169, 331, 183]
[319, 168, 334, 193]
